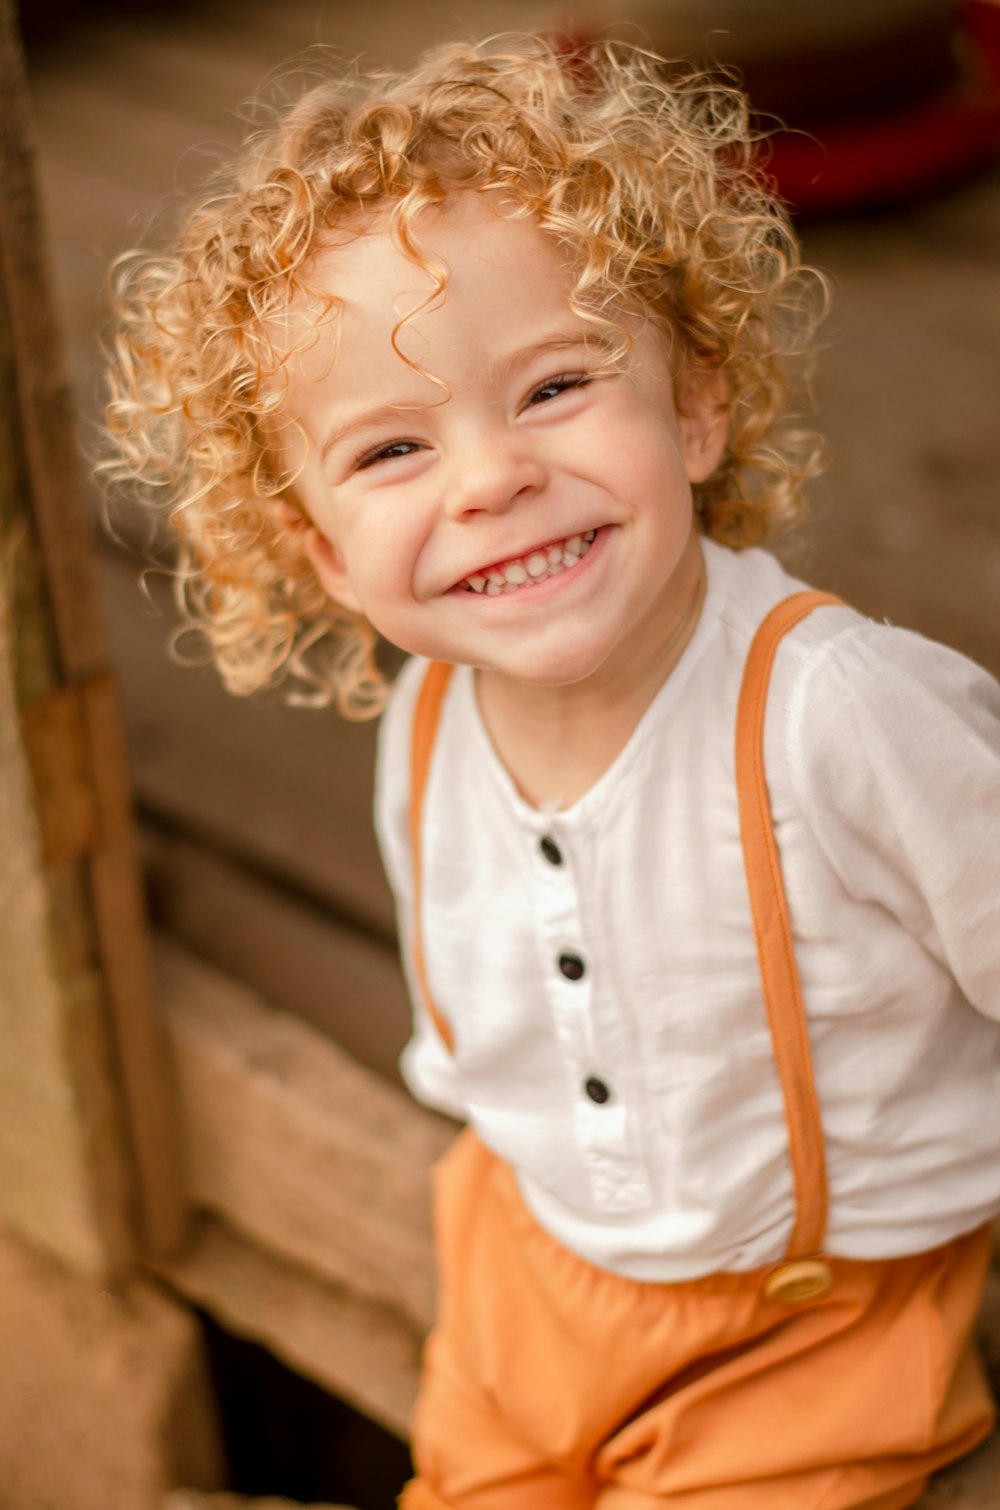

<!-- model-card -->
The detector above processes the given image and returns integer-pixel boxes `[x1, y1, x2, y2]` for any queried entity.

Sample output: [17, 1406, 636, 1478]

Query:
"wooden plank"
[98, 544, 397, 940]
[0, 0, 188, 1259]
[153, 1215, 423, 1441]
[0, 523, 132, 1269]
[0, 2, 102, 682]
[0, 33, 131, 1272]
[156, 936, 456, 1332]
[84, 673, 193, 1257]
[140, 825, 411, 1083]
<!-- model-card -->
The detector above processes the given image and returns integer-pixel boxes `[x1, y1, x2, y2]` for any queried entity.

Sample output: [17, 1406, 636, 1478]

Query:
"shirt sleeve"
[786, 621, 1000, 1021]
[373, 657, 467, 1120]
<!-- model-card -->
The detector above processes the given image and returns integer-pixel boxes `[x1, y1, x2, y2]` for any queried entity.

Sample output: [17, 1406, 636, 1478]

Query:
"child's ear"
[273, 497, 364, 613]
[678, 367, 728, 485]
[300, 524, 364, 615]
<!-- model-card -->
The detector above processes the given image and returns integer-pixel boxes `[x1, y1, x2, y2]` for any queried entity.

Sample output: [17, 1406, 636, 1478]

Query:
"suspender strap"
[409, 661, 456, 1053]
[735, 590, 840, 1260]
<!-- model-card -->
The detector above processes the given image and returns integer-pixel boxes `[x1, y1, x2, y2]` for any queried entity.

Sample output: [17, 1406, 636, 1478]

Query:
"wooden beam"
[155, 937, 456, 1333]
[139, 824, 411, 1084]
[0, 139, 132, 1276]
[0, 0, 187, 1258]
[0, 3, 102, 682]
[153, 1215, 423, 1441]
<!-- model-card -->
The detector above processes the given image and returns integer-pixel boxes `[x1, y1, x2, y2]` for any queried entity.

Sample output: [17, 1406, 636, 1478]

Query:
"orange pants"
[401, 1132, 996, 1510]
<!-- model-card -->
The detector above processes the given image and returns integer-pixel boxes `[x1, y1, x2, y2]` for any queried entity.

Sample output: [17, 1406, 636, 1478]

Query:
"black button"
[558, 952, 586, 981]
[539, 835, 563, 866]
[585, 1076, 611, 1104]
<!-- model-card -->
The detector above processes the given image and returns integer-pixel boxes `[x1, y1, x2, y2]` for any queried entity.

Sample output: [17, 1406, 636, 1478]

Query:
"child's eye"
[527, 373, 591, 407]
[356, 439, 423, 471]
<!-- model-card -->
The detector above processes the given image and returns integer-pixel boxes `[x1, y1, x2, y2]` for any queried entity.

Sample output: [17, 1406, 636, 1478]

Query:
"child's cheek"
[354, 515, 427, 614]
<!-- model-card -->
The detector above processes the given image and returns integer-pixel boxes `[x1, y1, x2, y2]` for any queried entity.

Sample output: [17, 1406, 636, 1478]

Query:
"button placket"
[529, 822, 649, 1207]
[531, 827, 597, 1099]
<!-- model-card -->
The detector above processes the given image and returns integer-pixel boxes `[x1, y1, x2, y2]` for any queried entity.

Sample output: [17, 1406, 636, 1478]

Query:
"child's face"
[286, 194, 726, 690]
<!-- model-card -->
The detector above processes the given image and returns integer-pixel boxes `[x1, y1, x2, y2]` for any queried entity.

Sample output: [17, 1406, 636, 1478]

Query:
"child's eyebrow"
[487, 328, 615, 385]
[320, 330, 615, 461]
[321, 403, 425, 461]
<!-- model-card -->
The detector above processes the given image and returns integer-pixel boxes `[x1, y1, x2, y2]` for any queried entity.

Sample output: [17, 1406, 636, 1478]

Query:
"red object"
[551, 3, 1000, 215]
[767, 1, 1000, 213]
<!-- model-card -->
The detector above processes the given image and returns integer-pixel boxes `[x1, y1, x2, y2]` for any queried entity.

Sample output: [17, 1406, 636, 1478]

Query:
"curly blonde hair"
[102, 35, 825, 717]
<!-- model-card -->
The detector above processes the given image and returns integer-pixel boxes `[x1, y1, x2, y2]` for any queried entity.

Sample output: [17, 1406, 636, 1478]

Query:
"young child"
[103, 37, 1000, 1510]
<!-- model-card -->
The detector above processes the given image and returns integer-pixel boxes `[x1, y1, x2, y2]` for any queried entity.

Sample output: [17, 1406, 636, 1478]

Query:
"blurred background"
[11, 2, 1000, 1506]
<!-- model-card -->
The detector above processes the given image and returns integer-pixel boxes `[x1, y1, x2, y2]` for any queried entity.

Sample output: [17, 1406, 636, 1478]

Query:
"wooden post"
[0, 0, 187, 1268]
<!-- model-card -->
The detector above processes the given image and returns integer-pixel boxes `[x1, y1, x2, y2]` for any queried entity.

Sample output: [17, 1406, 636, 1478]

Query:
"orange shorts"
[401, 1131, 996, 1510]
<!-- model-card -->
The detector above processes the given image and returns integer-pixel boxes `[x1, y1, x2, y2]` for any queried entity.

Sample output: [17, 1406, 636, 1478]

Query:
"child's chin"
[479, 645, 615, 690]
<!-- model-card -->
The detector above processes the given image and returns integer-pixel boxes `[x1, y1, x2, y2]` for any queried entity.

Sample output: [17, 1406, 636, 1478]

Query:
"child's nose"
[442, 434, 546, 519]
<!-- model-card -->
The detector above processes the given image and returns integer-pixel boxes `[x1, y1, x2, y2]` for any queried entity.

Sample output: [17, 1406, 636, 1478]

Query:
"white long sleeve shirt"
[374, 539, 1000, 1281]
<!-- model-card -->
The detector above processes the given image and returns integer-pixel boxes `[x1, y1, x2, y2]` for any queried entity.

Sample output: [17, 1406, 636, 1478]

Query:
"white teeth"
[461, 528, 598, 594]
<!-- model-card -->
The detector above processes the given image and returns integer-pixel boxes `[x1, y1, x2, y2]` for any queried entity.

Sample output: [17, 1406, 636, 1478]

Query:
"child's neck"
[475, 541, 707, 810]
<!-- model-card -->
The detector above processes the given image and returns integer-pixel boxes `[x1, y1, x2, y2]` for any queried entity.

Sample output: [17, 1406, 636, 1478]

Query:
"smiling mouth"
[458, 530, 598, 594]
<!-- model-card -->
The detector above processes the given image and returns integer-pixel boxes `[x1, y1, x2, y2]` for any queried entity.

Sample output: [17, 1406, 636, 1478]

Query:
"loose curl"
[101, 35, 826, 716]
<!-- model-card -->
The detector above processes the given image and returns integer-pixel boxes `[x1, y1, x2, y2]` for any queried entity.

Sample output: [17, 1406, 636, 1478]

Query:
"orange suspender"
[409, 660, 457, 1053]
[734, 590, 840, 1261]
[408, 589, 841, 1261]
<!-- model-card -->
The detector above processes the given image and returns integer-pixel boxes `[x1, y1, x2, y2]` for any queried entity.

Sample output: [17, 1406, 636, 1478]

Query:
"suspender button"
[764, 1259, 834, 1304]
